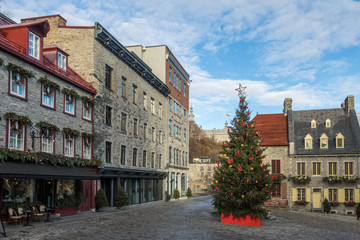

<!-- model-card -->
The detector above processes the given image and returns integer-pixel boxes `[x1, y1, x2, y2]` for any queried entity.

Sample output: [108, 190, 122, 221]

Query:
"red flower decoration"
[238, 166, 243, 171]
[228, 159, 233, 164]
[222, 177, 225, 182]
[255, 150, 257, 155]
[237, 150, 240, 156]
[246, 133, 248, 138]
[249, 157, 254, 161]
[247, 178, 249, 183]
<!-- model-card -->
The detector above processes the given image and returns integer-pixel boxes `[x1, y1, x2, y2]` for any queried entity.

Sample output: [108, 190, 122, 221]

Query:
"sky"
[2, 0, 360, 130]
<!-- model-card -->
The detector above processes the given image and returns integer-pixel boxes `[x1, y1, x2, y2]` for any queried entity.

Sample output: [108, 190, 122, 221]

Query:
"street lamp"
[30, 127, 55, 150]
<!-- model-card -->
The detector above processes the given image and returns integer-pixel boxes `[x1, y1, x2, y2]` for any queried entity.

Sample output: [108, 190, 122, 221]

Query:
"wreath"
[35, 122, 60, 139]
[5, 63, 35, 82]
[66, 94, 74, 104]
[61, 88, 80, 105]
[12, 120, 24, 134]
[44, 86, 54, 97]
[4, 113, 32, 134]
[81, 132, 95, 147]
[80, 96, 95, 110]
[14, 75, 25, 85]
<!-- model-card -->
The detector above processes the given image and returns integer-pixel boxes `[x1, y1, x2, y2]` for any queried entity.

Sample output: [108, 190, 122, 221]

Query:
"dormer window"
[311, 119, 316, 128]
[29, 31, 40, 60]
[58, 52, 67, 70]
[320, 133, 328, 149]
[335, 133, 344, 148]
[326, 119, 331, 128]
[304, 134, 313, 149]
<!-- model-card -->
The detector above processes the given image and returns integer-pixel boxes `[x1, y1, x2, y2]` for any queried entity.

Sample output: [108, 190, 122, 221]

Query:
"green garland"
[61, 88, 80, 104]
[322, 176, 342, 184]
[0, 57, 3, 67]
[5, 63, 35, 80]
[62, 128, 80, 138]
[80, 96, 95, 108]
[291, 175, 311, 184]
[0, 148, 102, 167]
[81, 132, 95, 141]
[35, 121, 60, 132]
[37, 76, 61, 94]
[4, 112, 32, 126]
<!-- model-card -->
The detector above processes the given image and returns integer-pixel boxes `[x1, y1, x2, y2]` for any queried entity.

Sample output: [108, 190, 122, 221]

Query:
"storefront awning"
[99, 167, 168, 179]
[0, 161, 100, 180]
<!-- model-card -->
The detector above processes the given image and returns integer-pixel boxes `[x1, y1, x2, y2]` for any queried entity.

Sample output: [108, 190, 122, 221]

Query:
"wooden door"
[313, 191, 322, 209]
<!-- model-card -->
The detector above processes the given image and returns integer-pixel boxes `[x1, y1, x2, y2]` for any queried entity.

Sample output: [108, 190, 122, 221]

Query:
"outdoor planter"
[291, 175, 311, 184]
[221, 212, 262, 227]
[329, 201, 339, 207]
[54, 206, 77, 217]
[344, 201, 356, 207]
[294, 200, 309, 206]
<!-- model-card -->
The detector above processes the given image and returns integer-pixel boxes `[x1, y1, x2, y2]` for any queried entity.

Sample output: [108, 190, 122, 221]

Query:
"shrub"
[95, 188, 108, 210]
[114, 186, 129, 209]
[186, 187, 192, 198]
[173, 188, 180, 200]
[356, 204, 360, 218]
[323, 198, 331, 214]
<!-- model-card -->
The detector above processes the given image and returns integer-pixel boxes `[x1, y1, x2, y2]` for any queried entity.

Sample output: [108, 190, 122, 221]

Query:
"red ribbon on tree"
[247, 178, 249, 183]
[241, 124, 245, 127]
[227, 128, 230, 132]
[255, 150, 257, 155]
[231, 192, 233, 197]
[222, 177, 225, 182]
[237, 150, 240, 155]
[217, 162, 220, 167]
[228, 159, 233, 164]
[238, 166, 243, 171]
[249, 157, 254, 161]
[246, 133, 248, 138]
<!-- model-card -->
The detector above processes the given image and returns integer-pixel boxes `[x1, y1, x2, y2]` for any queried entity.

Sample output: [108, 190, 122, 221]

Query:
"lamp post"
[30, 127, 55, 150]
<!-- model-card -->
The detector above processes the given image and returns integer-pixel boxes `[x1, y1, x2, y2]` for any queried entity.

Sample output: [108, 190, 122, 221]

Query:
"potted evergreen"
[173, 188, 180, 200]
[186, 187, 192, 199]
[323, 198, 331, 214]
[114, 187, 129, 209]
[95, 188, 109, 211]
[356, 203, 360, 220]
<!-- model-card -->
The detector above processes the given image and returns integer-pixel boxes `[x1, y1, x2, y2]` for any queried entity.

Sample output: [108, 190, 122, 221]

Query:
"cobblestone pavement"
[3, 196, 360, 240]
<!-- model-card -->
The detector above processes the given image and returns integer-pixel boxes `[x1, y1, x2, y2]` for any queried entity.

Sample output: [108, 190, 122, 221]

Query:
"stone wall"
[188, 163, 216, 193]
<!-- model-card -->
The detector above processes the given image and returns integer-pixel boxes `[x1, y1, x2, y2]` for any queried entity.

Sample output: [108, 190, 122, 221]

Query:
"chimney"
[343, 95, 354, 117]
[283, 98, 292, 116]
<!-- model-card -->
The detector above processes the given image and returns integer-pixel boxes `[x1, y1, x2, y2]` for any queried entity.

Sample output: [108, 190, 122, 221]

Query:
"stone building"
[126, 45, 190, 197]
[0, 19, 99, 215]
[203, 121, 230, 143]
[287, 96, 360, 214]
[252, 112, 290, 207]
[188, 162, 217, 194]
[21, 15, 171, 205]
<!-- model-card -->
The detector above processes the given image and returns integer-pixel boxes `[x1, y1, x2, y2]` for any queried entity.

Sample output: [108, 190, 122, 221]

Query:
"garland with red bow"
[4, 112, 32, 134]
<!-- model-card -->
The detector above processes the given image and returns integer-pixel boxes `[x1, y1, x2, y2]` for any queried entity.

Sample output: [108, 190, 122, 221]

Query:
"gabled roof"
[291, 108, 359, 155]
[252, 113, 288, 146]
[0, 20, 50, 36]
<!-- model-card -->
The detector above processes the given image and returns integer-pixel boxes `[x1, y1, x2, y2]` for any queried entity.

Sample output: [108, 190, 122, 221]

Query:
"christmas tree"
[213, 84, 273, 219]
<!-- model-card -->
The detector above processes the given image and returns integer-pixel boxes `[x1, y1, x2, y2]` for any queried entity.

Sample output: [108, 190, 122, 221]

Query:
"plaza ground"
[3, 195, 360, 240]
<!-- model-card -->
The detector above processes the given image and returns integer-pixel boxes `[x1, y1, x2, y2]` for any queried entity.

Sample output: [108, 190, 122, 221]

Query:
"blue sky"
[3, 0, 360, 130]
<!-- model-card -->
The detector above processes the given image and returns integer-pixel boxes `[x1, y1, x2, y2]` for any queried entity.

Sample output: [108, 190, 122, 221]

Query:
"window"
[311, 119, 316, 128]
[297, 188, 306, 201]
[272, 183, 281, 197]
[182, 151, 185, 166]
[151, 152, 155, 168]
[121, 145, 126, 165]
[159, 103, 163, 118]
[41, 85, 55, 108]
[64, 94, 75, 115]
[83, 137, 91, 160]
[64, 135, 75, 157]
[271, 160, 281, 174]
[8, 122, 25, 150]
[173, 148, 176, 164]
[121, 113, 127, 133]
[320, 133, 328, 149]
[329, 162, 337, 176]
[9, 71, 26, 98]
[313, 162, 321, 176]
[83, 101, 92, 121]
[151, 98, 155, 114]
[185, 152, 188, 166]
[122, 77, 127, 97]
[184, 83, 186, 97]
[105, 106, 112, 126]
[326, 119, 331, 128]
[57, 52, 66, 70]
[29, 31, 40, 59]
[105, 65, 112, 89]
[133, 118, 138, 136]
[41, 129, 54, 154]
[329, 189, 337, 202]
[169, 120, 172, 136]
[143, 150, 147, 167]
[169, 67, 172, 83]
[184, 128, 186, 143]
[169, 98, 172, 111]
[169, 147, 172, 163]
[345, 162, 353, 176]
[297, 162, 305, 175]
[159, 154, 162, 169]
[159, 130, 163, 144]
[143, 92, 147, 109]
[132, 84, 138, 104]
[304, 134, 313, 149]
[151, 127, 155, 141]
[184, 109, 186, 121]
[335, 133, 344, 148]
[144, 123, 148, 139]
[179, 78, 181, 92]
[132, 148, 137, 166]
[176, 75, 179, 89]
[105, 141, 112, 163]
[345, 189, 354, 202]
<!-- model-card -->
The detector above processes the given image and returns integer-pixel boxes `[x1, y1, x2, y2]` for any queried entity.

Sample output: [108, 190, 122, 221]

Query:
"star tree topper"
[235, 84, 247, 97]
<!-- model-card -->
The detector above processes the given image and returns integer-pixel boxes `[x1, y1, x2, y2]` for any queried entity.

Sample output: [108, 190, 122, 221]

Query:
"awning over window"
[0, 161, 100, 180]
[99, 167, 168, 179]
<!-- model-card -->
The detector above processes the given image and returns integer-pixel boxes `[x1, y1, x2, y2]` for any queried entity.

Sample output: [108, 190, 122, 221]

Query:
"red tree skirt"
[221, 212, 262, 227]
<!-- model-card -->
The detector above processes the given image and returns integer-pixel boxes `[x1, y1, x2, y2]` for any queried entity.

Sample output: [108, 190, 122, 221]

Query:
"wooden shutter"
[338, 189, 345, 202]
[292, 188, 297, 201]
[281, 182, 287, 199]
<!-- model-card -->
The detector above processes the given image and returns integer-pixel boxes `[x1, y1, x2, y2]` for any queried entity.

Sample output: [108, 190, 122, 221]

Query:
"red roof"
[0, 20, 50, 36]
[252, 114, 288, 146]
[0, 23, 96, 95]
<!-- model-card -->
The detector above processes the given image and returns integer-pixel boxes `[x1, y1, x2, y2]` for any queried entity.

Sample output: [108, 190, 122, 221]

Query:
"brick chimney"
[343, 95, 355, 117]
[283, 98, 292, 116]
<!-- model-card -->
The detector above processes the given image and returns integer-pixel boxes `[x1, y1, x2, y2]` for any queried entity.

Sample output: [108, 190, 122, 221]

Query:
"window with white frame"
[42, 85, 55, 108]
[329, 188, 337, 201]
[10, 71, 26, 98]
[345, 189, 354, 202]
[8, 122, 25, 150]
[83, 137, 91, 159]
[345, 162, 353, 176]
[64, 135, 74, 157]
[64, 94, 75, 115]
[29, 31, 40, 59]
[297, 188, 306, 201]
[57, 52, 66, 70]
[83, 101, 92, 120]
[41, 129, 54, 154]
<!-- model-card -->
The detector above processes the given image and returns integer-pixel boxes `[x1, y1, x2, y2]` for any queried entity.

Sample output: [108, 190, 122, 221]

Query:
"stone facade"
[188, 163, 217, 194]
[22, 15, 170, 205]
[203, 121, 230, 143]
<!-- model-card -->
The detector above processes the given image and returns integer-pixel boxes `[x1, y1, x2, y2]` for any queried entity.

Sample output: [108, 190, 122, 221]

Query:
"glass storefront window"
[57, 180, 75, 199]
[2, 178, 35, 203]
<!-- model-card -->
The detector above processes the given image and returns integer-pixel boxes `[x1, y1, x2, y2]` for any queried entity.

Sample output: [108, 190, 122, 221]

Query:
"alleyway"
[3, 195, 360, 240]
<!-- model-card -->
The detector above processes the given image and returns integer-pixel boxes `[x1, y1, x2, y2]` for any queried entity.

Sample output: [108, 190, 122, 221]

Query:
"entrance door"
[313, 190, 322, 209]
[80, 180, 91, 212]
